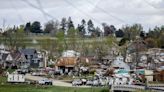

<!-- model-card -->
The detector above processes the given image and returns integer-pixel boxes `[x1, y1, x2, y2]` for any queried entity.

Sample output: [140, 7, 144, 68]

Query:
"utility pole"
[2, 18, 6, 32]
[135, 36, 140, 68]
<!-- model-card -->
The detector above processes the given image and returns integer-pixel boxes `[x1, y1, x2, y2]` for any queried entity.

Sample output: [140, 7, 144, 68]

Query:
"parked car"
[86, 80, 93, 86]
[38, 78, 53, 85]
[72, 79, 82, 86]
[92, 80, 99, 86]
[81, 78, 87, 85]
[99, 80, 106, 86]
[54, 70, 61, 75]
[17, 69, 30, 75]
[31, 72, 46, 76]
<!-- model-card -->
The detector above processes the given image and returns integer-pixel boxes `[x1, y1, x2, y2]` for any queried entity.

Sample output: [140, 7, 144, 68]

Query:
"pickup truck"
[38, 78, 53, 85]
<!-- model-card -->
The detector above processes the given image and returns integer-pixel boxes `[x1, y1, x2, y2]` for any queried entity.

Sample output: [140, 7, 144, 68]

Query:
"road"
[25, 74, 164, 91]
[25, 74, 89, 88]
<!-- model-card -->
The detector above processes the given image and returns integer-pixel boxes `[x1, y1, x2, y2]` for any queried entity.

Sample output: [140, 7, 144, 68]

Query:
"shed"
[7, 74, 25, 83]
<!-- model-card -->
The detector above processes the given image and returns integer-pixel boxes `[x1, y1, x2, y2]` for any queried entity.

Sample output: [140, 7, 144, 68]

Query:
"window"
[30, 55, 33, 59]
[34, 60, 38, 63]
[25, 55, 28, 59]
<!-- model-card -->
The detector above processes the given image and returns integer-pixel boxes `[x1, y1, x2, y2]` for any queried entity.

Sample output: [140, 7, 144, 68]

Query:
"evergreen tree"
[31, 21, 42, 33]
[67, 17, 74, 30]
[60, 18, 67, 31]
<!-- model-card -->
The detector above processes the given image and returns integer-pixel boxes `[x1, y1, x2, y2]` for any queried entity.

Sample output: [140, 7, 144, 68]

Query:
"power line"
[2, 18, 6, 29]
[143, 0, 159, 9]
[86, 0, 126, 23]
[22, 0, 57, 21]
[9, 0, 24, 23]
[36, 0, 48, 21]
[63, 0, 103, 25]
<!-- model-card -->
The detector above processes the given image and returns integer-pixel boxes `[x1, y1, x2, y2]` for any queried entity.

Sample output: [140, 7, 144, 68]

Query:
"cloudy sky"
[0, 0, 164, 31]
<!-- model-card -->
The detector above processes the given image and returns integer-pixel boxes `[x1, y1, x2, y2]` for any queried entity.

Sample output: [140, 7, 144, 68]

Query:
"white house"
[62, 50, 80, 57]
[125, 54, 133, 63]
[111, 56, 130, 70]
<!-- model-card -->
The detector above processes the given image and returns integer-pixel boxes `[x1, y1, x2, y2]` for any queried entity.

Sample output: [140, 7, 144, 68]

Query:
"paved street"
[25, 74, 89, 88]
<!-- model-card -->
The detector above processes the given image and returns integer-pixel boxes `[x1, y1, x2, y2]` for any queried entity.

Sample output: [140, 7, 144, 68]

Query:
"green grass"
[0, 84, 109, 92]
[0, 76, 7, 84]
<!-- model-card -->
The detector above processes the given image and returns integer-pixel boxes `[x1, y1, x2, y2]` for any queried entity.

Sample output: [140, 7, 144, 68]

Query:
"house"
[0, 50, 27, 69]
[127, 38, 147, 54]
[154, 70, 164, 82]
[102, 55, 115, 65]
[144, 70, 153, 82]
[20, 49, 44, 68]
[110, 55, 130, 70]
[125, 54, 133, 63]
[0, 44, 9, 50]
[62, 50, 80, 57]
[55, 57, 79, 74]
[79, 56, 95, 65]
[0, 53, 14, 68]
[12, 52, 28, 69]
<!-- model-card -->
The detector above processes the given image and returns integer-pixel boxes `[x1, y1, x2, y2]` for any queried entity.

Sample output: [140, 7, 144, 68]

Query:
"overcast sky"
[0, 0, 164, 31]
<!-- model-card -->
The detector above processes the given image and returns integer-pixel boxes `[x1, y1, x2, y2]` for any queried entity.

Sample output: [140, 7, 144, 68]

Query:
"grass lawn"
[0, 76, 108, 92]
[0, 84, 109, 92]
[0, 76, 7, 84]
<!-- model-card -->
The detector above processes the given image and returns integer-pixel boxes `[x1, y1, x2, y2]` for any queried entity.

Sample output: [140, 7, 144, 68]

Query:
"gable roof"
[56, 57, 79, 67]
[20, 49, 37, 55]
[10, 51, 22, 61]
[111, 56, 130, 70]
[2, 53, 8, 60]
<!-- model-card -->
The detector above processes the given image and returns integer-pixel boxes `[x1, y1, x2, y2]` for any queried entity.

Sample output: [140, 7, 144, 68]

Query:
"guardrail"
[110, 84, 164, 92]
[111, 85, 145, 92]
[148, 84, 164, 87]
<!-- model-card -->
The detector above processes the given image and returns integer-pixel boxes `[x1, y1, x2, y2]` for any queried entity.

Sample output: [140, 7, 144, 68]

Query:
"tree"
[67, 28, 77, 50]
[78, 19, 86, 36]
[24, 22, 31, 33]
[147, 26, 164, 48]
[31, 21, 42, 33]
[87, 19, 95, 35]
[60, 18, 67, 32]
[119, 38, 129, 46]
[102, 23, 116, 36]
[3, 25, 26, 50]
[122, 24, 143, 40]
[67, 17, 74, 30]
[145, 38, 157, 48]
[44, 20, 55, 33]
[55, 31, 65, 56]
[44, 20, 59, 36]
[158, 32, 164, 48]
[115, 29, 124, 37]
[94, 27, 101, 37]
[140, 31, 146, 39]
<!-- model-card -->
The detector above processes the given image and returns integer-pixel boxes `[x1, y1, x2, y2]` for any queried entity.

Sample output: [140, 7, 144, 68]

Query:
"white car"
[32, 72, 46, 76]
[38, 78, 53, 85]
[86, 80, 93, 86]
[92, 80, 99, 86]
[72, 79, 82, 86]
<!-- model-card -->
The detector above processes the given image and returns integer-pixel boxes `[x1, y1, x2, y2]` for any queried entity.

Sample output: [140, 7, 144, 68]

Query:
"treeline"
[1, 17, 164, 48]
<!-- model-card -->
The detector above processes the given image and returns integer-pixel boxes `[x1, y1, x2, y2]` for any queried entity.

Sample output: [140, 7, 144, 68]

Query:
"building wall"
[145, 70, 153, 82]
